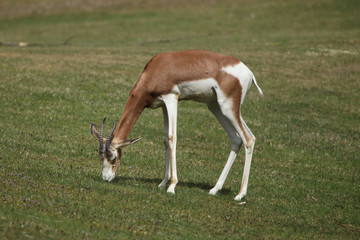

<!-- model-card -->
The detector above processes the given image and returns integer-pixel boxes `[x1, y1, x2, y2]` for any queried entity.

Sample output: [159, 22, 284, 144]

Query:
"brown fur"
[137, 50, 241, 102]
[112, 50, 245, 145]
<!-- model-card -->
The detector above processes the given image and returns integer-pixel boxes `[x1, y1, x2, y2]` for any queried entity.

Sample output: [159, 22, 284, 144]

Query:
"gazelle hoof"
[234, 193, 246, 201]
[167, 185, 176, 194]
[158, 180, 168, 188]
[209, 187, 219, 196]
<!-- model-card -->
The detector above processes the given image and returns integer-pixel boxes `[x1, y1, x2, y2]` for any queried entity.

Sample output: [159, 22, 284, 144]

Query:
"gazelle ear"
[117, 137, 143, 148]
[90, 122, 100, 140]
[90, 122, 107, 142]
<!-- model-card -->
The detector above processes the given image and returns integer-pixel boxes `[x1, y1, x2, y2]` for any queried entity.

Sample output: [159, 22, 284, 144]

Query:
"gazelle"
[90, 50, 263, 201]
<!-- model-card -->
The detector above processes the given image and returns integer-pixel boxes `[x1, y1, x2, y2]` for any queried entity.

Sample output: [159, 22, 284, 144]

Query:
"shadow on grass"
[111, 176, 233, 196]
[89, 174, 233, 195]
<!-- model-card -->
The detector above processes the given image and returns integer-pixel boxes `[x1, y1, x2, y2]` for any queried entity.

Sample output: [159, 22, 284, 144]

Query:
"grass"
[0, 0, 359, 239]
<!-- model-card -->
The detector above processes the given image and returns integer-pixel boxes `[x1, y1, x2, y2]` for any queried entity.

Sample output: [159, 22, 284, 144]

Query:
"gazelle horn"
[105, 121, 116, 157]
[99, 118, 106, 154]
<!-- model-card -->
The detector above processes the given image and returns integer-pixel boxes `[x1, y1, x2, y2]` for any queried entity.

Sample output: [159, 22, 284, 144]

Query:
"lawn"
[0, 0, 359, 239]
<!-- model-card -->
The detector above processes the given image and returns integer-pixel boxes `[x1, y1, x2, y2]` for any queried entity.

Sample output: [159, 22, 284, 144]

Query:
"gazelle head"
[90, 118, 141, 182]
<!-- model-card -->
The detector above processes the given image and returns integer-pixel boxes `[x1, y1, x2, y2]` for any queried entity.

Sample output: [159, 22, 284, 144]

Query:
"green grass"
[1, 0, 359, 239]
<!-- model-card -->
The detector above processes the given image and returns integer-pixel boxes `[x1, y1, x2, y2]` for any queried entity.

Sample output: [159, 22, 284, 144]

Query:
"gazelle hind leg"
[158, 106, 171, 188]
[234, 116, 256, 201]
[207, 102, 242, 195]
[214, 96, 255, 201]
[161, 94, 179, 194]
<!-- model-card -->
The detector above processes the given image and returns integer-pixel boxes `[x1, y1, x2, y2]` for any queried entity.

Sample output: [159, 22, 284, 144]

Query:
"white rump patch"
[222, 62, 254, 104]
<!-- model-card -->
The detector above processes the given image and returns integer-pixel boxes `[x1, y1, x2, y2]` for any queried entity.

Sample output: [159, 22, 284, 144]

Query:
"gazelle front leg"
[158, 106, 171, 188]
[161, 93, 179, 194]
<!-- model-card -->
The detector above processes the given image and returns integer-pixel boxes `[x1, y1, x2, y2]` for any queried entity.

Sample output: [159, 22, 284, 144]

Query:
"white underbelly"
[150, 78, 218, 108]
[177, 78, 218, 102]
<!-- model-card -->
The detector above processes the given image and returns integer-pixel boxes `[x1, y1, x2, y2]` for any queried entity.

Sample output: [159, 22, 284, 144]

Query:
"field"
[0, 0, 359, 239]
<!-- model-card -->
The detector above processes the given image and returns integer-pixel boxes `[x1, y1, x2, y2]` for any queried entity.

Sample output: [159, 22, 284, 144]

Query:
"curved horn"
[99, 118, 106, 154]
[105, 120, 116, 155]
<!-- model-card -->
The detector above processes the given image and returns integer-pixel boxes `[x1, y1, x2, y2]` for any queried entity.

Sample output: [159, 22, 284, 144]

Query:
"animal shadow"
[112, 176, 233, 196]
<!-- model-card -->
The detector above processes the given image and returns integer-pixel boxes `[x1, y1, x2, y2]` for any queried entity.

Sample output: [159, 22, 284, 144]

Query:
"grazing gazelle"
[90, 50, 263, 201]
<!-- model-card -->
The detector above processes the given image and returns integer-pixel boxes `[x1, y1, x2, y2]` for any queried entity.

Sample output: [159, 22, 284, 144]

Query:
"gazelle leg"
[207, 102, 242, 195]
[234, 116, 255, 201]
[158, 106, 171, 188]
[214, 95, 256, 201]
[161, 94, 179, 194]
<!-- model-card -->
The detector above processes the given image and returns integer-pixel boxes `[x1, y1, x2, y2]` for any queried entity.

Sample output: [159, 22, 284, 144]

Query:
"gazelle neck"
[112, 91, 148, 145]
